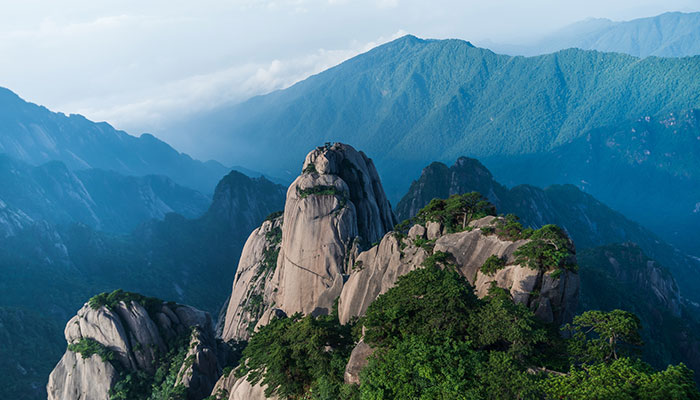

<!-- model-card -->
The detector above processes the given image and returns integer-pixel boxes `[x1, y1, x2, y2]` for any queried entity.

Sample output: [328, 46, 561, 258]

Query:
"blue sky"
[0, 0, 697, 150]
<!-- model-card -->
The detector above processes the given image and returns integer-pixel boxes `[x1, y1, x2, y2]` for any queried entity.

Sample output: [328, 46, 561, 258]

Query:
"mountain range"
[0, 87, 231, 195]
[1, 10, 700, 399]
[176, 34, 700, 258]
[484, 11, 700, 57]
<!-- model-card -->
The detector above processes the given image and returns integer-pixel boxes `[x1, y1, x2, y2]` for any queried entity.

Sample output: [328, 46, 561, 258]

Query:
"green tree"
[565, 309, 643, 363]
[540, 357, 700, 400]
[470, 286, 547, 359]
[360, 336, 483, 400]
[362, 263, 479, 348]
[414, 193, 496, 233]
[513, 225, 576, 272]
[236, 312, 354, 399]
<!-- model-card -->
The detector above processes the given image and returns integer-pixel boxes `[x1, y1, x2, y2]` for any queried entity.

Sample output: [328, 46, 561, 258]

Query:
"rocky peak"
[221, 143, 396, 341]
[47, 291, 221, 400]
[395, 157, 507, 221]
[301, 142, 396, 244]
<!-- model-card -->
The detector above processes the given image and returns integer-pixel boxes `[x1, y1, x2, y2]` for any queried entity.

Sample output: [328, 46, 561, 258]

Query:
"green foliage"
[513, 225, 576, 273]
[360, 336, 483, 399]
[362, 264, 479, 347]
[477, 351, 542, 400]
[413, 192, 496, 234]
[565, 309, 644, 364]
[264, 210, 283, 222]
[540, 357, 700, 400]
[481, 214, 534, 241]
[67, 337, 115, 362]
[88, 289, 164, 317]
[297, 185, 343, 199]
[236, 312, 355, 399]
[303, 163, 317, 174]
[470, 287, 547, 359]
[480, 255, 506, 276]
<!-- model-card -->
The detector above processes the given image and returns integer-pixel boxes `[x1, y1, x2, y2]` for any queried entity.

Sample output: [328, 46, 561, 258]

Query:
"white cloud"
[70, 29, 408, 142]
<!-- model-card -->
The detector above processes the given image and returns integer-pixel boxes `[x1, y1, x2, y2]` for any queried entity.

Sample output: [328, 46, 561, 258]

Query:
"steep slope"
[485, 109, 700, 256]
[396, 157, 700, 304]
[0, 170, 286, 400]
[488, 12, 700, 58]
[577, 243, 700, 380]
[0, 154, 210, 234]
[183, 35, 700, 187]
[0, 87, 230, 195]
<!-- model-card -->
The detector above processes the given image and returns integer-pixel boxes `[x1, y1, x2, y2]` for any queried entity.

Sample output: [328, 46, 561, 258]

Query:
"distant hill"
[485, 11, 700, 58]
[0, 87, 230, 195]
[0, 154, 210, 234]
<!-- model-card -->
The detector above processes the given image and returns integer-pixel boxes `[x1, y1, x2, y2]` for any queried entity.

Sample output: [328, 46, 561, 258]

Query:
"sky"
[0, 0, 698, 152]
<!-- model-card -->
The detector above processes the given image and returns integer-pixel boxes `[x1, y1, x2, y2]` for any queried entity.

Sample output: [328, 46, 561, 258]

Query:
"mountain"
[0, 87, 230, 195]
[484, 110, 700, 256]
[176, 35, 700, 257]
[485, 12, 700, 58]
[395, 157, 700, 304]
[0, 170, 285, 400]
[42, 144, 699, 399]
[0, 154, 210, 234]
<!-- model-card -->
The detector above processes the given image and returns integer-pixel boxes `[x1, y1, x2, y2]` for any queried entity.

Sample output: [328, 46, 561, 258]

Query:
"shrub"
[480, 255, 506, 276]
[413, 192, 496, 234]
[88, 289, 163, 317]
[513, 225, 576, 273]
[68, 338, 115, 362]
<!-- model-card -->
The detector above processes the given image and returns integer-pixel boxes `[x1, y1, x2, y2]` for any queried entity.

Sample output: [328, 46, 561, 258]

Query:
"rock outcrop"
[339, 216, 579, 325]
[221, 143, 396, 342]
[47, 293, 220, 400]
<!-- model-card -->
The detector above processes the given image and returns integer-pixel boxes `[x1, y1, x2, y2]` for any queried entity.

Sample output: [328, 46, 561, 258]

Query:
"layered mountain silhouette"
[486, 11, 700, 57]
[0, 87, 230, 195]
[0, 170, 285, 399]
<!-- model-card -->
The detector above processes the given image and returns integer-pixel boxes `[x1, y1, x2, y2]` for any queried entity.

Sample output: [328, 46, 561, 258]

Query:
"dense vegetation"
[397, 192, 496, 234]
[234, 257, 700, 399]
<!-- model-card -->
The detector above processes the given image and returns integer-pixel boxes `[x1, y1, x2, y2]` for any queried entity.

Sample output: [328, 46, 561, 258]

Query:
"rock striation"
[47, 293, 220, 400]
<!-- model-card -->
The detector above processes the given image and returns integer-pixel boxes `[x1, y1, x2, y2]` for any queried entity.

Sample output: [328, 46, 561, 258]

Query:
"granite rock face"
[220, 216, 283, 341]
[47, 297, 219, 400]
[339, 216, 579, 326]
[221, 143, 396, 341]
